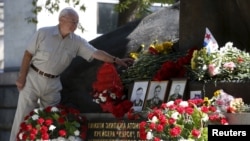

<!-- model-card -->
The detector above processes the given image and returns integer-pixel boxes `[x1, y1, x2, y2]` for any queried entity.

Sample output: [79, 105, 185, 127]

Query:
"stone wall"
[4, 0, 36, 71]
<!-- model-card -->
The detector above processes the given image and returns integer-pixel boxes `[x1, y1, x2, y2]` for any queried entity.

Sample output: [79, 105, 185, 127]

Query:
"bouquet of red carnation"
[92, 63, 133, 118]
[139, 99, 228, 141]
[17, 105, 87, 141]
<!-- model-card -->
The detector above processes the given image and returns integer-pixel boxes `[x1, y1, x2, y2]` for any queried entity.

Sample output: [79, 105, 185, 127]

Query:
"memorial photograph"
[144, 81, 168, 109]
[130, 81, 149, 112]
[167, 79, 187, 101]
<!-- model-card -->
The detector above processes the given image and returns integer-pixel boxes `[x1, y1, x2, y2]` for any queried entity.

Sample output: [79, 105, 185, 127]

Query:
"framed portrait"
[144, 81, 169, 109]
[167, 78, 187, 101]
[130, 81, 149, 112]
[190, 90, 202, 99]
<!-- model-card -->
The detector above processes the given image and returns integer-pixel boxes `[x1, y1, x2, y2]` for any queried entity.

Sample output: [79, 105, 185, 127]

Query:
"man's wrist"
[113, 57, 117, 64]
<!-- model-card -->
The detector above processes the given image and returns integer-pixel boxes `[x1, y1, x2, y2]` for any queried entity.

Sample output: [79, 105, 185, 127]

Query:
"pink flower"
[223, 62, 236, 71]
[208, 64, 220, 76]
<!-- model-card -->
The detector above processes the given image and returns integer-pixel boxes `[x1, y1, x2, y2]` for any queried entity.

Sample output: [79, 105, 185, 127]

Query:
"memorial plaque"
[87, 119, 146, 141]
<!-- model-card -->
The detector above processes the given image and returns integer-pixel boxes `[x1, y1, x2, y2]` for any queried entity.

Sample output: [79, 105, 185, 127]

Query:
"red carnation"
[169, 126, 182, 137]
[58, 129, 67, 137]
[153, 137, 161, 141]
[191, 129, 201, 138]
[37, 118, 45, 125]
[45, 118, 53, 126]
[155, 124, 164, 132]
[41, 133, 49, 140]
[58, 117, 65, 124]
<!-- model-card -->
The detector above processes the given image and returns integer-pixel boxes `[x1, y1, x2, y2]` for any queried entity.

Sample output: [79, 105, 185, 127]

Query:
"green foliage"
[115, 0, 175, 19]
[26, 0, 86, 32]
[27, 0, 175, 32]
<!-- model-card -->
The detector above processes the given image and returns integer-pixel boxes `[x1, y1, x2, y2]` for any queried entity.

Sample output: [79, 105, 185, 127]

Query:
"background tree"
[115, 0, 176, 26]
[29, 0, 177, 30]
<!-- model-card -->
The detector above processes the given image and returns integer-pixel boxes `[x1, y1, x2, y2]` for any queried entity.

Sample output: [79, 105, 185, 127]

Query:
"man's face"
[154, 87, 161, 97]
[136, 89, 143, 100]
[60, 14, 79, 33]
[174, 85, 181, 94]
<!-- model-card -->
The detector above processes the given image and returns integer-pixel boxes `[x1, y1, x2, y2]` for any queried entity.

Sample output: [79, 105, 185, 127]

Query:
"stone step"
[0, 86, 18, 108]
[0, 71, 18, 86]
[0, 72, 18, 141]
[0, 109, 15, 130]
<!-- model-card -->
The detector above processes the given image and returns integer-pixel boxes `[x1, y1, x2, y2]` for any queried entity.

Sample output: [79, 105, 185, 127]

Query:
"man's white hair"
[59, 7, 78, 18]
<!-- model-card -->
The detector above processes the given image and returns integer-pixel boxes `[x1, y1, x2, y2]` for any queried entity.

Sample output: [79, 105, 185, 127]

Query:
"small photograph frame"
[130, 81, 149, 112]
[190, 90, 202, 99]
[144, 81, 169, 109]
[167, 78, 187, 101]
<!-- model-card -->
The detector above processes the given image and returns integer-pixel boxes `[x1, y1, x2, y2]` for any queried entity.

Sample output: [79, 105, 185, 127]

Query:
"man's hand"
[115, 57, 134, 68]
[16, 77, 26, 91]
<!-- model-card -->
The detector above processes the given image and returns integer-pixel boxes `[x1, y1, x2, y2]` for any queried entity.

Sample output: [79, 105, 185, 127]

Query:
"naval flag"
[203, 27, 219, 54]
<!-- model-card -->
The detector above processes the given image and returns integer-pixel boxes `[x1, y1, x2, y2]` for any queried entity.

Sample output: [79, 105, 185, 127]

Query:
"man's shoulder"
[38, 26, 56, 31]
[37, 26, 58, 36]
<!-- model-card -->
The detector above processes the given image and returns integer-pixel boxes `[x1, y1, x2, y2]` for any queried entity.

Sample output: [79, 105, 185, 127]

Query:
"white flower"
[34, 108, 40, 114]
[225, 42, 233, 48]
[179, 101, 188, 107]
[31, 114, 39, 120]
[150, 116, 159, 123]
[18, 132, 24, 140]
[110, 92, 116, 99]
[56, 137, 67, 141]
[99, 93, 107, 102]
[171, 111, 179, 120]
[51, 106, 59, 112]
[74, 130, 80, 136]
[49, 125, 56, 131]
[146, 131, 154, 140]
[202, 65, 207, 70]
[93, 99, 100, 104]
[166, 101, 174, 107]
[201, 113, 209, 122]
[68, 136, 76, 141]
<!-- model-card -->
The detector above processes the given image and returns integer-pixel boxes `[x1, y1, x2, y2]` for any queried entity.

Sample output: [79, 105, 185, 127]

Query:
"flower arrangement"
[190, 42, 250, 82]
[120, 40, 188, 85]
[139, 99, 228, 141]
[205, 89, 250, 113]
[17, 105, 87, 141]
[92, 63, 133, 118]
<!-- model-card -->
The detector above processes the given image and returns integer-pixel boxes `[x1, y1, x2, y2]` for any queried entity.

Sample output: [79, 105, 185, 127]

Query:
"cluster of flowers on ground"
[206, 89, 250, 113]
[139, 98, 228, 141]
[138, 88, 250, 141]
[190, 42, 250, 82]
[17, 105, 87, 141]
[92, 63, 133, 118]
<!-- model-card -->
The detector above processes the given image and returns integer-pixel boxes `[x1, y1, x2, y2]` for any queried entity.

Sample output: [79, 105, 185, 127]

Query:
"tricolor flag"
[203, 27, 219, 54]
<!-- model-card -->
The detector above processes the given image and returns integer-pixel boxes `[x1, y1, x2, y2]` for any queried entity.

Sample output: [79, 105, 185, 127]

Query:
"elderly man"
[10, 7, 133, 141]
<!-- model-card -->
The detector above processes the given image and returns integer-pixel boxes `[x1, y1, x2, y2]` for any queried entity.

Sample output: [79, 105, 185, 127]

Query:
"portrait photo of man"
[168, 81, 186, 101]
[133, 87, 144, 106]
[144, 81, 168, 109]
[130, 81, 149, 112]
